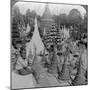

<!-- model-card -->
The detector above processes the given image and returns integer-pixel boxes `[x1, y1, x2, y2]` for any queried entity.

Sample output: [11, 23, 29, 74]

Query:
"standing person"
[15, 45, 27, 70]
[15, 44, 33, 75]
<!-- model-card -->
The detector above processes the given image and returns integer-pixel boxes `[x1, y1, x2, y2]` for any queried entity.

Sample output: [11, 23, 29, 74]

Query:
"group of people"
[11, 34, 87, 86]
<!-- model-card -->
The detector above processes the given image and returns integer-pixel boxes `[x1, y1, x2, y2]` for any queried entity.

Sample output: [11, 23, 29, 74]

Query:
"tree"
[68, 9, 82, 27]
[68, 9, 83, 41]
[12, 6, 27, 49]
[12, 5, 20, 17]
[25, 9, 37, 27]
[26, 9, 31, 25]
[80, 13, 87, 34]
[53, 14, 68, 28]
[59, 14, 68, 26]
[53, 15, 60, 28]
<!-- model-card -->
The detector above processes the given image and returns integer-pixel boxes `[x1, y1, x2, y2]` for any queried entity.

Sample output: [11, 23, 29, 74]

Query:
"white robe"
[15, 56, 28, 70]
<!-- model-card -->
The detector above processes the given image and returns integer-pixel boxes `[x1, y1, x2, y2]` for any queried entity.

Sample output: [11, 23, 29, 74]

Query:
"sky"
[13, 1, 86, 18]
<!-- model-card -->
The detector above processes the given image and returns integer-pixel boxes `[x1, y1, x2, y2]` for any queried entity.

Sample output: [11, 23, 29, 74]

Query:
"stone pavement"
[12, 72, 37, 89]
[12, 67, 70, 89]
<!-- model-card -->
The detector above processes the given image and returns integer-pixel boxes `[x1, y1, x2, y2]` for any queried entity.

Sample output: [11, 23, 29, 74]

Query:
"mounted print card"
[11, 0, 88, 89]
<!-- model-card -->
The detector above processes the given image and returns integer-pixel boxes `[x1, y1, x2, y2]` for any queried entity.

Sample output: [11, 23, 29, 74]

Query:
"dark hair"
[20, 45, 26, 60]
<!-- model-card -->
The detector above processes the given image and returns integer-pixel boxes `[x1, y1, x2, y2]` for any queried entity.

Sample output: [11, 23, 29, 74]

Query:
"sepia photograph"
[11, 0, 88, 89]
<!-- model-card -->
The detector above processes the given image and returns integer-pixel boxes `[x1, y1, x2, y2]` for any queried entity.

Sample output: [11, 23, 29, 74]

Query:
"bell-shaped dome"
[42, 4, 53, 22]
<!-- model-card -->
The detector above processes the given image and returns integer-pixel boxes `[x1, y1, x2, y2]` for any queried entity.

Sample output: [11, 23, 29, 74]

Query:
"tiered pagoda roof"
[42, 4, 53, 22]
